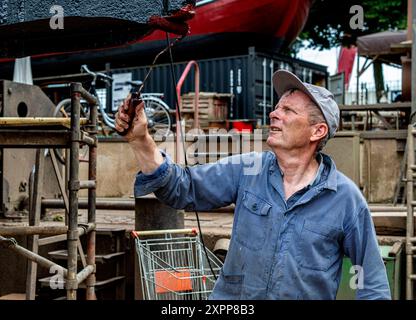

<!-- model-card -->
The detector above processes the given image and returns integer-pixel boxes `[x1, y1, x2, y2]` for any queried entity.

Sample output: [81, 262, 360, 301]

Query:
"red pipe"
[175, 60, 200, 163]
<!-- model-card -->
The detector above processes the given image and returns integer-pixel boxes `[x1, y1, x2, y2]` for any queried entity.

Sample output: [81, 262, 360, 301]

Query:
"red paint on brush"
[167, 4, 196, 21]
[148, 4, 195, 36]
[148, 3, 195, 36]
[148, 16, 190, 36]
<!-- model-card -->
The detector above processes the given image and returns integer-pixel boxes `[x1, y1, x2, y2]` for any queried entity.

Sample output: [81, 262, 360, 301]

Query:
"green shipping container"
[336, 242, 404, 300]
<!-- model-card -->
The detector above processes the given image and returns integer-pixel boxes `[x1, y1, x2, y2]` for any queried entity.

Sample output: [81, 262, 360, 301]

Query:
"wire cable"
[165, 32, 218, 281]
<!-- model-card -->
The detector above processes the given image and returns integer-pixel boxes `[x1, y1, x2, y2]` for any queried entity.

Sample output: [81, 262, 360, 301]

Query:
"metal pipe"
[42, 198, 135, 210]
[356, 54, 359, 105]
[26, 148, 44, 300]
[132, 228, 197, 238]
[0, 223, 95, 238]
[79, 180, 96, 189]
[79, 87, 99, 106]
[67, 82, 81, 300]
[81, 133, 95, 146]
[41, 198, 236, 213]
[0, 236, 68, 276]
[412, 0, 416, 122]
[1, 226, 68, 236]
[0, 223, 95, 241]
[406, 125, 415, 300]
[77, 265, 95, 285]
[65, 148, 70, 225]
[368, 206, 407, 212]
[175, 60, 200, 163]
[86, 99, 97, 300]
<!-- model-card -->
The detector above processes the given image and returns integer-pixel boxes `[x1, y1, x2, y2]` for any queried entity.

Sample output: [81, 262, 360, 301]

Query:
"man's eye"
[274, 106, 295, 113]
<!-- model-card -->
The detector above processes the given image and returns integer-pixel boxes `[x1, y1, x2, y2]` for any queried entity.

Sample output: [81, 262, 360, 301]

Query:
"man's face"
[266, 90, 316, 151]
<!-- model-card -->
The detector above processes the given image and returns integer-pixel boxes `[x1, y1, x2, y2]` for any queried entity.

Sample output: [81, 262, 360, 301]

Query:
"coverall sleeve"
[134, 151, 245, 211]
[342, 205, 392, 300]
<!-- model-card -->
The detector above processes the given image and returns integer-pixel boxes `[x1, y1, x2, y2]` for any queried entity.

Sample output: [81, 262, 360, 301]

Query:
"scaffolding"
[406, 124, 416, 300]
[0, 83, 97, 300]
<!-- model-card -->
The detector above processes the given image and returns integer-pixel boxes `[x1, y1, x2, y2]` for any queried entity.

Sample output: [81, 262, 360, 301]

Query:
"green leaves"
[297, 0, 406, 50]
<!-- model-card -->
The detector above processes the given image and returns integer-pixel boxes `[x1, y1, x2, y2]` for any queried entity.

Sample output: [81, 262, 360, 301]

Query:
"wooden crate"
[181, 92, 232, 121]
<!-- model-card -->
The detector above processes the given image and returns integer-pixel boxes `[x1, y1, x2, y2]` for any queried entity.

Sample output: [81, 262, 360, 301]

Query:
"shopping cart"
[132, 228, 223, 300]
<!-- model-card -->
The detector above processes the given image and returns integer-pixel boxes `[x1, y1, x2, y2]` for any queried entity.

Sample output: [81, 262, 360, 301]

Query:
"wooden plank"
[0, 130, 70, 148]
[0, 117, 88, 127]
[360, 130, 407, 140]
[0, 293, 26, 300]
[372, 212, 416, 236]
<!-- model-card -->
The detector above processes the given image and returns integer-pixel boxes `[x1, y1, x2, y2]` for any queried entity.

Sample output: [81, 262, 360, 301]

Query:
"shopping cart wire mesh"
[132, 228, 223, 300]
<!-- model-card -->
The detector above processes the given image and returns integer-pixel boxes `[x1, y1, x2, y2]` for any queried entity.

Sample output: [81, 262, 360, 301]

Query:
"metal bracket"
[68, 180, 80, 191]
[65, 279, 78, 290]
[0, 235, 17, 249]
[67, 230, 79, 241]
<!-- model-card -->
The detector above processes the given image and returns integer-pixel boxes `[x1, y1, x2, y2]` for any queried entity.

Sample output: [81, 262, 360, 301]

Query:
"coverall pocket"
[235, 191, 271, 251]
[296, 220, 340, 272]
[211, 270, 244, 299]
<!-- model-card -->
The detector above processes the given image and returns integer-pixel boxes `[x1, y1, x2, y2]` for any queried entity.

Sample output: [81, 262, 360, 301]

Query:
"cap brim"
[272, 70, 322, 113]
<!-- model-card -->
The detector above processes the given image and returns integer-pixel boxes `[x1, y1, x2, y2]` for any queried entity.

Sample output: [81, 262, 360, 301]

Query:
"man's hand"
[115, 95, 164, 173]
[115, 96, 148, 142]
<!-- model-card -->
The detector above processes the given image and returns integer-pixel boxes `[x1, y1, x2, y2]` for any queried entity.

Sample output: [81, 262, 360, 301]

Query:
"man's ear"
[310, 123, 328, 143]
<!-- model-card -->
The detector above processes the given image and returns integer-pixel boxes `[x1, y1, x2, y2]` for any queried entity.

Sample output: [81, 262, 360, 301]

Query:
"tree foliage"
[298, 0, 407, 50]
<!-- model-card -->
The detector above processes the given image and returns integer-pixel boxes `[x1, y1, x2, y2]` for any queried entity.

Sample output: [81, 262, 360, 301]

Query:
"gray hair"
[306, 103, 329, 152]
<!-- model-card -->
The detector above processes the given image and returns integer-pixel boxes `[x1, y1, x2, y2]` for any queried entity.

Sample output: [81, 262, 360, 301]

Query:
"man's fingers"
[115, 114, 130, 130]
[114, 121, 125, 132]
[135, 101, 145, 117]
[123, 100, 130, 111]
[123, 94, 132, 111]
[118, 111, 130, 123]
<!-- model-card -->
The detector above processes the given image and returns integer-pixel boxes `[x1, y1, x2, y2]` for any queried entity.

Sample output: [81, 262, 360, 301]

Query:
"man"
[115, 70, 391, 300]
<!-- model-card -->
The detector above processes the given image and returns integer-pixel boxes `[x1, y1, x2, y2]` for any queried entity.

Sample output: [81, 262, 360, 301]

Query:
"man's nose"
[270, 106, 280, 119]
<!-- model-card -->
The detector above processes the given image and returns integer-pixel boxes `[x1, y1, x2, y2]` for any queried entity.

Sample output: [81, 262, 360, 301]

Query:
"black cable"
[165, 32, 218, 281]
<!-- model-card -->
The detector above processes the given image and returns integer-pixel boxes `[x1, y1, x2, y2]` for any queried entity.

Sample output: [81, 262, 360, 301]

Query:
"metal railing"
[175, 60, 200, 163]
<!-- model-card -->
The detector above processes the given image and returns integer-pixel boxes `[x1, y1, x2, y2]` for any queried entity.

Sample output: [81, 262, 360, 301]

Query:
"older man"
[115, 70, 391, 300]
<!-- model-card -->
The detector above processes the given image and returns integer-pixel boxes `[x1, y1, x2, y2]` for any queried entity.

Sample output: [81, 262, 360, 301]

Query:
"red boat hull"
[144, 0, 312, 49]
[0, 0, 312, 76]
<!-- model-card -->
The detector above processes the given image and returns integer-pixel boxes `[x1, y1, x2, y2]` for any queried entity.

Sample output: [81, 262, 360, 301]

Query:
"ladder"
[406, 124, 416, 300]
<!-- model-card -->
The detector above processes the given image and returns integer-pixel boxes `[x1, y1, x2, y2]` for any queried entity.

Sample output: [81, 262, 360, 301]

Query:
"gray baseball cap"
[272, 70, 340, 138]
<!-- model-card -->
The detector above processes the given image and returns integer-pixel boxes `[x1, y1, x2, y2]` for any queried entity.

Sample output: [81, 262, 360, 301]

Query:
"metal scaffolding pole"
[0, 223, 95, 237]
[86, 90, 98, 300]
[66, 83, 81, 300]
[406, 0, 416, 300]
[406, 126, 414, 300]
[412, 0, 416, 123]
[0, 236, 68, 276]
